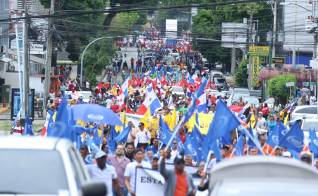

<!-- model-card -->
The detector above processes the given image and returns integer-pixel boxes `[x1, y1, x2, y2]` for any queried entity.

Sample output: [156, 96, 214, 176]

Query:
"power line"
[0, 0, 269, 22]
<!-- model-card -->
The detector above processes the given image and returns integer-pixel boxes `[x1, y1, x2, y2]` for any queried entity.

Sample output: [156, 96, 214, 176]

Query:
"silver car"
[209, 156, 318, 196]
[0, 137, 106, 196]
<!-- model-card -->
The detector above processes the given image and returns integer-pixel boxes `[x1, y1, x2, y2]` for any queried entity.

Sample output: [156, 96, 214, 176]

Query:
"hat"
[174, 155, 185, 165]
[95, 151, 107, 159]
[152, 154, 159, 160]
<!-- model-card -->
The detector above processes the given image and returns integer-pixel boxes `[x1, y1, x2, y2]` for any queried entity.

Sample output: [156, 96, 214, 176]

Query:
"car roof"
[210, 156, 318, 186]
[0, 136, 71, 150]
[293, 105, 318, 111]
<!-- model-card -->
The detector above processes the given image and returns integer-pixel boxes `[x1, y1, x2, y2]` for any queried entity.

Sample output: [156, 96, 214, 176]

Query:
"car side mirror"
[81, 181, 107, 196]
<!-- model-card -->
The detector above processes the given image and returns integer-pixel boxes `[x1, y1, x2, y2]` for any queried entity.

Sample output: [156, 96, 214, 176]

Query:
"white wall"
[283, 0, 317, 52]
[0, 71, 43, 93]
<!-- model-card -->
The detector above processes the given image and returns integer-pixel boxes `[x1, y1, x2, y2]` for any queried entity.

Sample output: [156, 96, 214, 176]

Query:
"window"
[296, 107, 317, 114]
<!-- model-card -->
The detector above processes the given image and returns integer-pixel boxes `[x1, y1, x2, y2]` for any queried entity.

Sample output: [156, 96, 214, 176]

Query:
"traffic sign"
[286, 82, 295, 87]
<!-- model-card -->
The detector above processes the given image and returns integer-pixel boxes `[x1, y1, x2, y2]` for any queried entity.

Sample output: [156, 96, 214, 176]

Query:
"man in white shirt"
[135, 122, 151, 150]
[87, 151, 122, 196]
[124, 149, 151, 196]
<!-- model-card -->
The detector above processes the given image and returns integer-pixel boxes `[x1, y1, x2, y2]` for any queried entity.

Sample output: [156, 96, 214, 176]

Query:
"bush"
[235, 60, 248, 87]
[268, 74, 296, 104]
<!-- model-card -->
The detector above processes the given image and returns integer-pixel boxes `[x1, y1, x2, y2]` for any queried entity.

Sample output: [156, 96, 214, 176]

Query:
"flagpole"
[203, 150, 212, 172]
[239, 125, 265, 155]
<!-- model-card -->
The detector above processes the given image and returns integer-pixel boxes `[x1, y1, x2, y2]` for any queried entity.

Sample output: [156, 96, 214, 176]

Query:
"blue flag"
[309, 129, 318, 156]
[210, 141, 222, 161]
[108, 126, 118, 153]
[24, 117, 33, 136]
[183, 136, 197, 159]
[280, 122, 304, 153]
[47, 97, 72, 140]
[190, 125, 203, 145]
[246, 126, 256, 147]
[183, 78, 207, 123]
[159, 117, 173, 145]
[206, 100, 240, 140]
[234, 135, 244, 156]
[115, 125, 132, 143]
[267, 121, 287, 148]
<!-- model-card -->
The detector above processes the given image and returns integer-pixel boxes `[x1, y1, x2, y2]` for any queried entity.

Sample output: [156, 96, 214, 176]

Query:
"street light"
[80, 36, 121, 87]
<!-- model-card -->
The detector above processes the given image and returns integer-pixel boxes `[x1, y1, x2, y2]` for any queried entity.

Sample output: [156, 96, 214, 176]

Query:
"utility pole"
[247, 12, 254, 90]
[44, 0, 55, 112]
[272, 0, 277, 60]
[23, 0, 30, 119]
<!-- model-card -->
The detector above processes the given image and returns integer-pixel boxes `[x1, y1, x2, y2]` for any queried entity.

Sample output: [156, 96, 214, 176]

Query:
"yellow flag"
[249, 114, 256, 128]
[164, 109, 177, 130]
[283, 113, 289, 126]
[140, 109, 151, 128]
[185, 113, 197, 131]
[197, 113, 213, 135]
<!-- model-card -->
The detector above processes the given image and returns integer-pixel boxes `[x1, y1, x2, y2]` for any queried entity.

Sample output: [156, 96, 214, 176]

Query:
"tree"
[268, 74, 296, 104]
[83, 38, 116, 86]
[191, 2, 271, 71]
[235, 60, 248, 87]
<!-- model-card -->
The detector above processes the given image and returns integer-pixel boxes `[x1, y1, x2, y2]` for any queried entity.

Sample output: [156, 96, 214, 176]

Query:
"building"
[0, 0, 47, 95]
[283, 0, 318, 65]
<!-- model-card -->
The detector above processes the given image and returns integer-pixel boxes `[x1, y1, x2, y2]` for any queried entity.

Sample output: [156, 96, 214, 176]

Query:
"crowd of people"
[11, 27, 318, 196]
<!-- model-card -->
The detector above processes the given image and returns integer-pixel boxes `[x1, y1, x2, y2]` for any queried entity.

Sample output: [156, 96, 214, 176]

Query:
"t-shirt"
[174, 172, 188, 196]
[124, 161, 151, 193]
[87, 164, 117, 196]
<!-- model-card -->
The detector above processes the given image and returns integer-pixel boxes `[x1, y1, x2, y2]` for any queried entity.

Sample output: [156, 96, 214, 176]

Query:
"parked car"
[213, 77, 228, 91]
[243, 96, 260, 108]
[0, 137, 106, 196]
[209, 156, 318, 196]
[227, 88, 251, 106]
[290, 105, 318, 122]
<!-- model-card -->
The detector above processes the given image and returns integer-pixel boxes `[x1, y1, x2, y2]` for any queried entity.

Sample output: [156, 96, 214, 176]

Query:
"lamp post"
[80, 36, 118, 87]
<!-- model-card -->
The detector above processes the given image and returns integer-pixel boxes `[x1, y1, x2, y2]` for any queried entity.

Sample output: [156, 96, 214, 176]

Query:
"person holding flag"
[159, 151, 196, 196]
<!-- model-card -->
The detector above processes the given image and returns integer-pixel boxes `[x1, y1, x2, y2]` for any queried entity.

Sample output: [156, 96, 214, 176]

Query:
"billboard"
[11, 88, 35, 120]
[222, 22, 248, 49]
[166, 19, 177, 39]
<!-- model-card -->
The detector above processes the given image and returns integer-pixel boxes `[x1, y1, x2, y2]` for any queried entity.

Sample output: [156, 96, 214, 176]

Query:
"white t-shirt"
[87, 164, 117, 196]
[124, 161, 151, 193]
[136, 130, 151, 144]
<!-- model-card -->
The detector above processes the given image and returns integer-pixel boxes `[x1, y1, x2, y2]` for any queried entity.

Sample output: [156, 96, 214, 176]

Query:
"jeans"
[113, 186, 128, 196]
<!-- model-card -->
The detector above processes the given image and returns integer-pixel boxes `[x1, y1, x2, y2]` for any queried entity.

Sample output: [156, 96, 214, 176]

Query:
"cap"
[95, 151, 107, 159]
[152, 155, 159, 160]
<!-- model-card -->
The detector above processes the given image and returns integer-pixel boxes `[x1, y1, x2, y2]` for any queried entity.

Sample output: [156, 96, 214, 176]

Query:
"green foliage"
[268, 74, 296, 104]
[235, 60, 248, 87]
[83, 38, 116, 86]
[109, 12, 142, 35]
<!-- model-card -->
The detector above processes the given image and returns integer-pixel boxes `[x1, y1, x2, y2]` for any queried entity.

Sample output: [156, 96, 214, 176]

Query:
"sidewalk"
[0, 106, 9, 115]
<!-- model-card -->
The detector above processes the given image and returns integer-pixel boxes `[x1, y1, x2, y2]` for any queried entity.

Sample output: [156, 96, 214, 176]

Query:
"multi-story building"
[0, 0, 47, 94]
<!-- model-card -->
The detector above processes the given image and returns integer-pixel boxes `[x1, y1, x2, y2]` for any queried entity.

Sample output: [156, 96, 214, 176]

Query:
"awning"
[0, 56, 13, 63]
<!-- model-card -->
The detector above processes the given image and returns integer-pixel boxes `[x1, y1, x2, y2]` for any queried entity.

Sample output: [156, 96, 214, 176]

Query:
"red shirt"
[110, 104, 119, 113]
[174, 172, 188, 196]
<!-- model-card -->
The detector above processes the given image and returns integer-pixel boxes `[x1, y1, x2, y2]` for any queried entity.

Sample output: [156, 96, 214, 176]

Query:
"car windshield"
[243, 97, 259, 105]
[0, 149, 68, 194]
[215, 78, 226, 83]
[213, 180, 318, 196]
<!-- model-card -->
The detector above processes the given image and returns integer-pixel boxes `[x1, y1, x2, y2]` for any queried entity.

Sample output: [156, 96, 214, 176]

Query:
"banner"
[135, 168, 164, 196]
[165, 163, 197, 175]
[15, 14, 25, 117]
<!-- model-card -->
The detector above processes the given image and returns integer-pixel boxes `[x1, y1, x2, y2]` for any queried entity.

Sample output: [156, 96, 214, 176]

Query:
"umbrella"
[71, 104, 122, 126]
